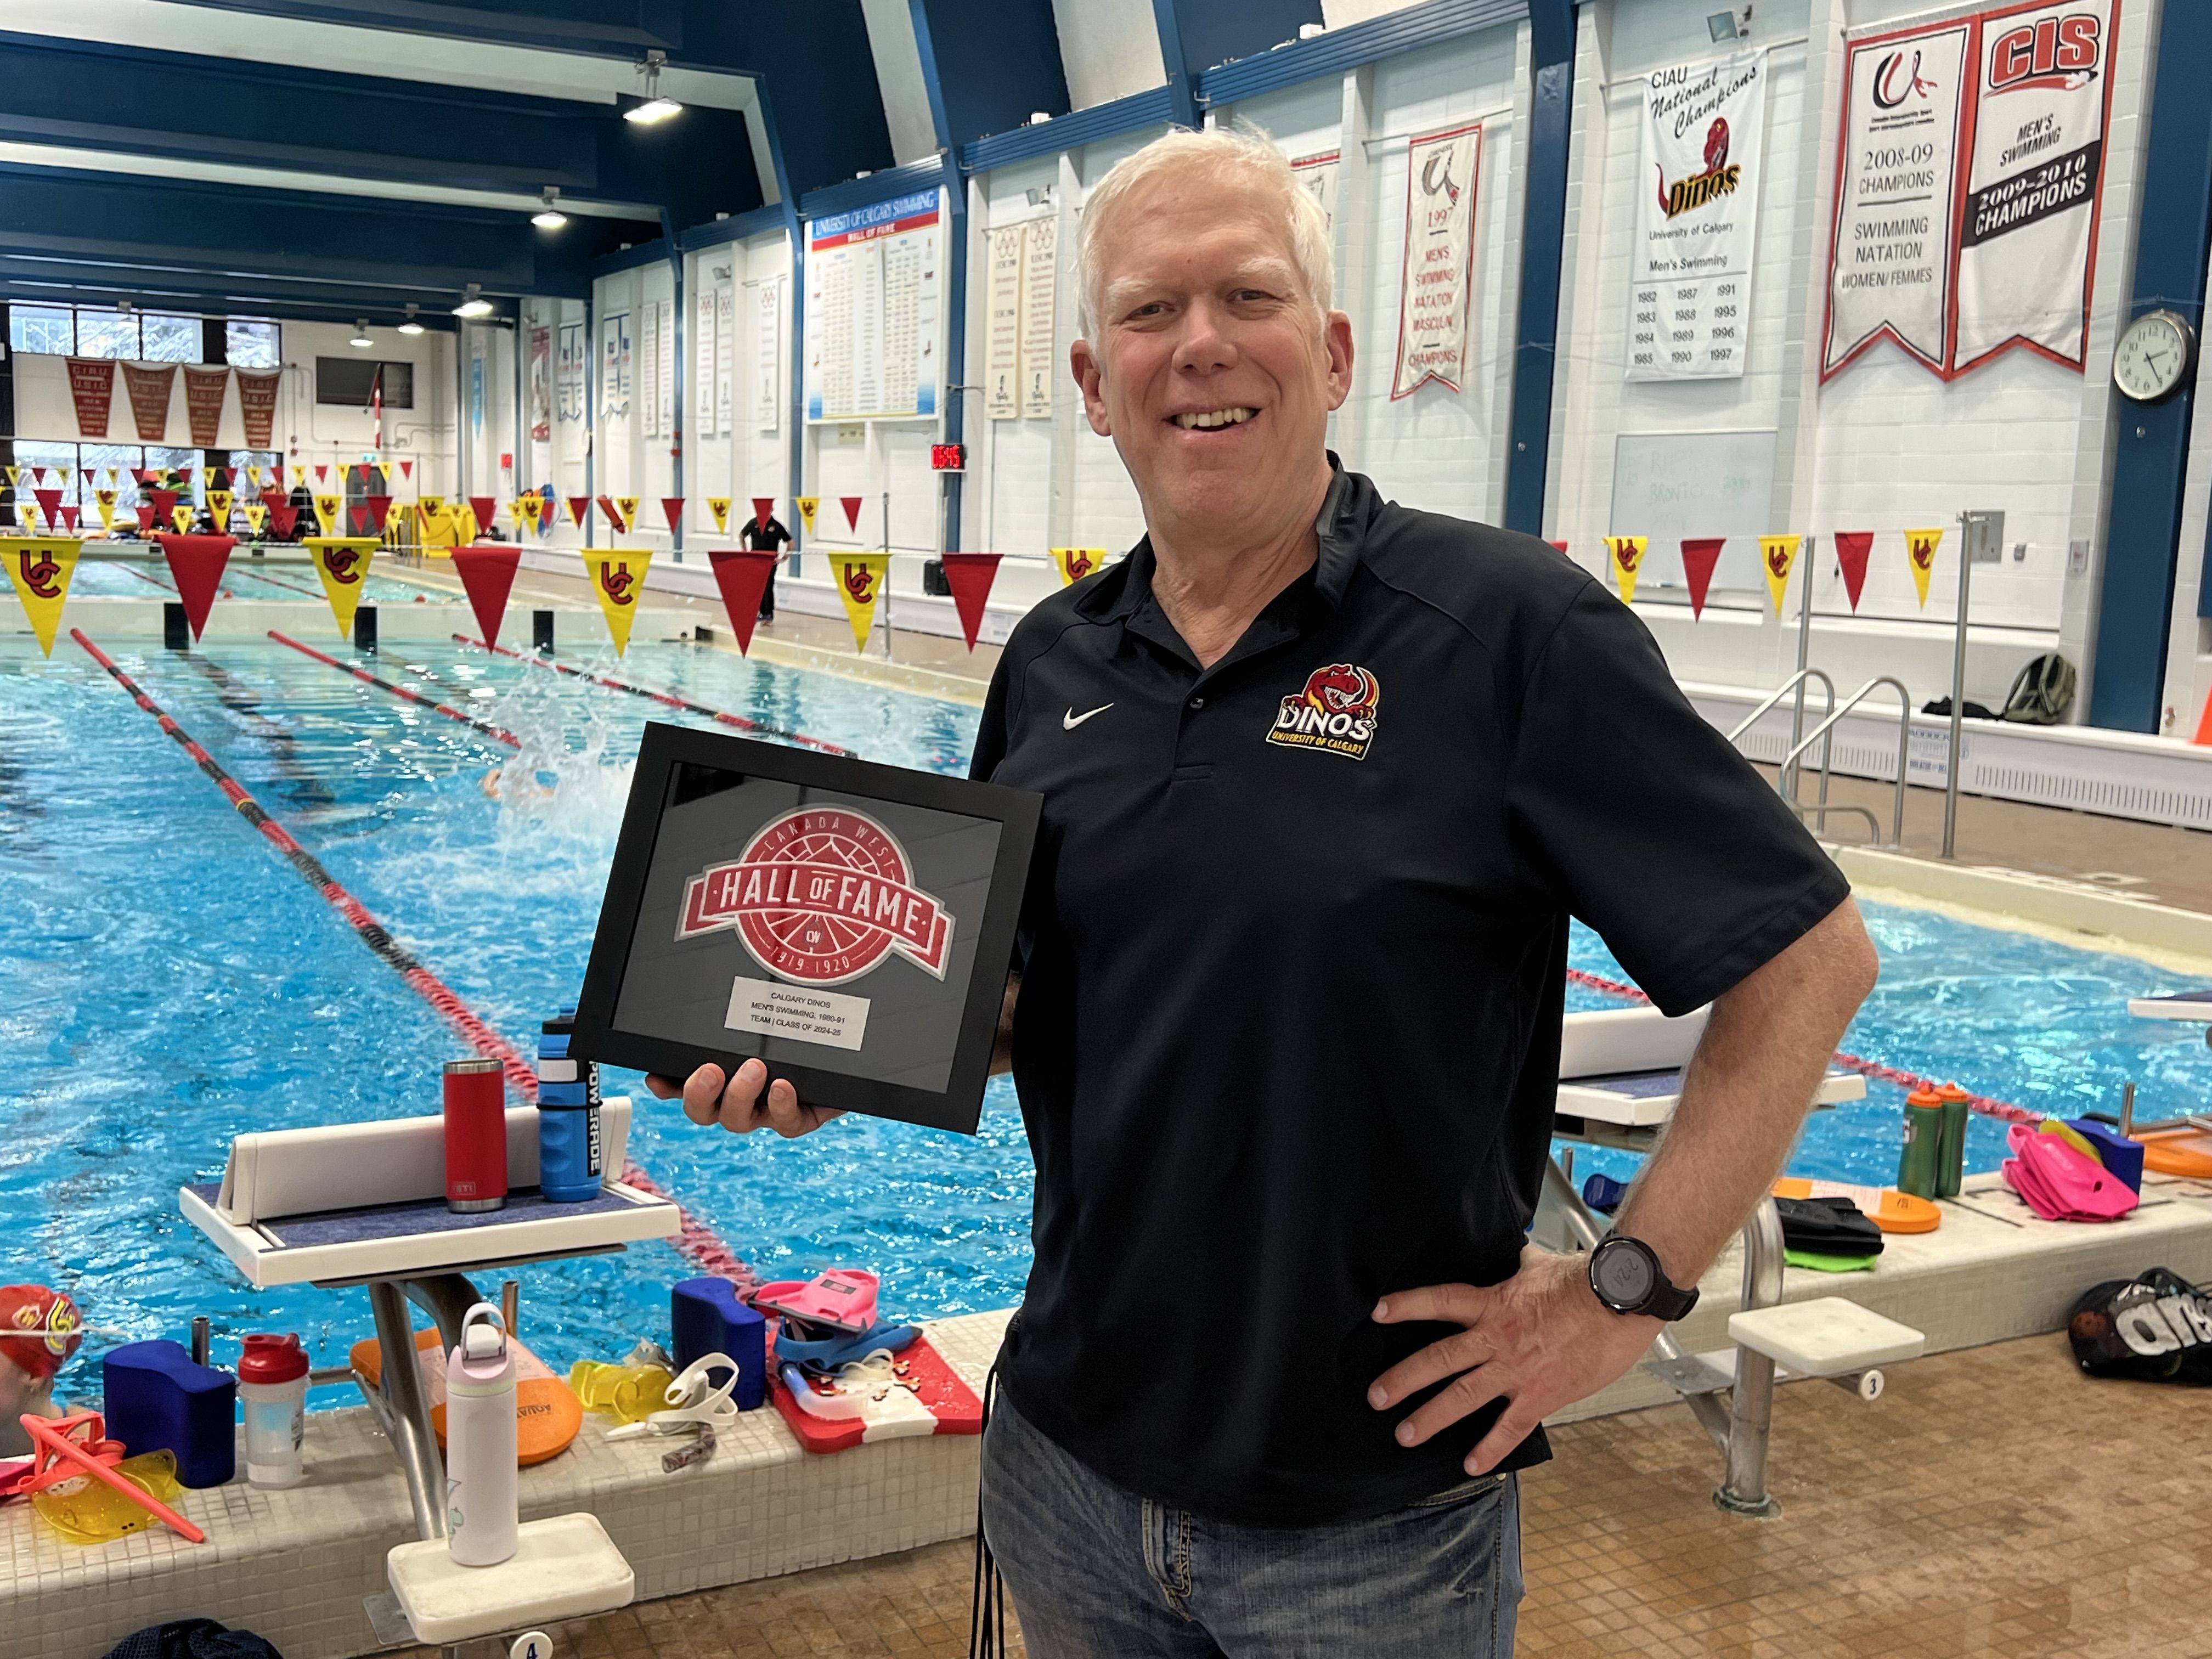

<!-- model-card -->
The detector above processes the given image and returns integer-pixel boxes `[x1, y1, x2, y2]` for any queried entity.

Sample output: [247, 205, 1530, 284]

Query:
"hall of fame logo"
[675, 806, 953, 985]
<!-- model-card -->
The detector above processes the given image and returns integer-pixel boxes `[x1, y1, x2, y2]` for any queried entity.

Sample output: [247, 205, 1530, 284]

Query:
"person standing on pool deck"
[650, 126, 1879, 1656]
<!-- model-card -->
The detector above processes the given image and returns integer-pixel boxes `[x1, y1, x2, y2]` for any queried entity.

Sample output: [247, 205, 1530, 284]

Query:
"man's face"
[1073, 172, 1353, 540]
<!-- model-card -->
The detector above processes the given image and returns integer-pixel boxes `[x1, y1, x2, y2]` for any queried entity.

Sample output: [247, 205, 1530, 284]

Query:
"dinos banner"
[1, 537, 82, 657]
[1823, 0, 2119, 380]
[305, 537, 380, 637]
[584, 548, 652, 655]
[1627, 50, 1767, 382]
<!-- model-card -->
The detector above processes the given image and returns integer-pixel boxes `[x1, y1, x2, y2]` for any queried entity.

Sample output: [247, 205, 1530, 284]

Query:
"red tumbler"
[444, 1058, 508, 1213]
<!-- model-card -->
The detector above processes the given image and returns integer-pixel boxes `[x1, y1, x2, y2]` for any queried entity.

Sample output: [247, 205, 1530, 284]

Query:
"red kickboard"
[768, 1330, 981, 1454]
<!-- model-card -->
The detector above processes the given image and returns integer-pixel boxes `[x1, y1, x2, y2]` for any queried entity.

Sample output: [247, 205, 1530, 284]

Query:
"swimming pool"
[69, 554, 460, 606]
[3, 629, 2206, 1400]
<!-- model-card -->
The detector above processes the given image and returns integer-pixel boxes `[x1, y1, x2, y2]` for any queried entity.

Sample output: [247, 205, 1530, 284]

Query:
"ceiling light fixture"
[452, 285, 493, 320]
[532, 187, 568, 230]
[349, 320, 374, 348]
[624, 49, 682, 125]
[397, 303, 425, 336]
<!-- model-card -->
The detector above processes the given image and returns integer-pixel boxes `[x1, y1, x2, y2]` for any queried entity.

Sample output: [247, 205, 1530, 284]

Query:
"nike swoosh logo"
[1063, 703, 1113, 730]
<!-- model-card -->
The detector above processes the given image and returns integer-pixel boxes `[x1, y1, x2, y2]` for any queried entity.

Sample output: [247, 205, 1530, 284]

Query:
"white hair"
[1074, 123, 1334, 341]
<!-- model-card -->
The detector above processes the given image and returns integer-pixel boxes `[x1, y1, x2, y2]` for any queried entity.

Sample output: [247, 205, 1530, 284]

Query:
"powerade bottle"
[537, 1008, 602, 1203]
[1898, 1086, 1943, 1200]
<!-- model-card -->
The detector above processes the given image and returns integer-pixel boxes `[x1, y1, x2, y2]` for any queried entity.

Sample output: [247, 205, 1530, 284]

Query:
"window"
[74, 312, 140, 360]
[226, 319, 280, 368]
[9, 306, 74, 355]
[3, 304, 219, 360]
[141, 314, 202, 363]
[315, 357, 414, 408]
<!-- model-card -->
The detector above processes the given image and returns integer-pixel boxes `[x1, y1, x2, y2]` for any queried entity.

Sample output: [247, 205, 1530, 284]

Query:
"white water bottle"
[445, 1302, 518, 1566]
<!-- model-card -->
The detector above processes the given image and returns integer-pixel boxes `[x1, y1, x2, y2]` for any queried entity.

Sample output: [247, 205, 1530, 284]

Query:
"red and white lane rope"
[1564, 965, 2041, 1125]
[454, 634, 855, 757]
[72, 628, 756, 1282]
[269, 630, 521, 747]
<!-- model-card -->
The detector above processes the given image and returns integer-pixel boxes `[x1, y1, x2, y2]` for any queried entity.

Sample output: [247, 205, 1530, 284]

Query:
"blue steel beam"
[0, 278, 469, 331]
[2090, 0, 2212, 731]
[1502, 0, 1573, 539]
[910, 0, 1069, 147]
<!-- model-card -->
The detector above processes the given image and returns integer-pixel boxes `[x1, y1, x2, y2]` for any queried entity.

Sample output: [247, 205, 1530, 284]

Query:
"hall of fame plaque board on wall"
[574, 723, 1041, 1134]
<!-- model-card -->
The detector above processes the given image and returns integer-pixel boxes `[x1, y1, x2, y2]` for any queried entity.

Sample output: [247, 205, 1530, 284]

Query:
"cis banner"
[1626, 50, 1767, 382]
[1823, 0, 2119, 381]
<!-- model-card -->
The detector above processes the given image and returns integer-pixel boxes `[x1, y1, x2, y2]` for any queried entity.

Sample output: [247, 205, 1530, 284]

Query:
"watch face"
[1592, 1240, 1656, 1309]
[2115, 315, 2190, 402]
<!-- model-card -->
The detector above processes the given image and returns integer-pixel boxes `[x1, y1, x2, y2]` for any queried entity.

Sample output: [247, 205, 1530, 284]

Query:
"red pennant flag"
[707, 549, 779, 654]
[468, 495, 498, 534]
[267, 499, 300, 539]
[938, 553, 1003, 651]
[567, 495, 591, 529]
[753, 497, 775, 532]
[1832, 531, 1874, 613]
[596, 494, 625, 532]
[135, 504, 157, 531]
[30, 467, 46, 485]
[149, 488, 179, 526]
[452, 545, 522, 650]
[315, 465, 328, 483]
[363, 494, 392, 537]
[1680, 538, 1726, 620]
[1548, 539, 1569, 556]
[400, 460, 413, 481]
[60, 505, 80, 531]
[155, 534, 236, 640]
[661, 496, 684, 533]
[839, 495, 864, 533]
[32, 488, 61, 528]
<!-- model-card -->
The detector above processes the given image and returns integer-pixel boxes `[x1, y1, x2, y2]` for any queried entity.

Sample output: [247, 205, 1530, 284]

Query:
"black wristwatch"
[1588, 1235, 1699, 1321]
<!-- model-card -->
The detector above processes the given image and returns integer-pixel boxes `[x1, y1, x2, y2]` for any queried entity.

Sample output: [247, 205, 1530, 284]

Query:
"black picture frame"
[573, 722, 1040, 1135]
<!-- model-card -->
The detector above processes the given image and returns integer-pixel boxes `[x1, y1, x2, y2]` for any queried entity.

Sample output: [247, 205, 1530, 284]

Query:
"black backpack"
[2000, 652, 2076, 725]
[2067, 1268, 2212, 1382]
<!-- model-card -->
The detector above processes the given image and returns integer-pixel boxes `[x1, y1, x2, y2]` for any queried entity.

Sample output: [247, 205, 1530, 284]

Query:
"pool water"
[3, 630, 2207, 1402]
[70, 555, 459, 606]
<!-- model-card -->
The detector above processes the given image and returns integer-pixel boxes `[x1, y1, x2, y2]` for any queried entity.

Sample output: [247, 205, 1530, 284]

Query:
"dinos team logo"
[1655, 117, 1741, 219]
[1268, 663, 1381, 761]
[676, 806, 953, 985]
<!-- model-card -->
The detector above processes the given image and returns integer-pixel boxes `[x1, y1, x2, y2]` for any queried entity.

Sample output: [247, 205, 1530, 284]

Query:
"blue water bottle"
[537, 1008, 602, 1203]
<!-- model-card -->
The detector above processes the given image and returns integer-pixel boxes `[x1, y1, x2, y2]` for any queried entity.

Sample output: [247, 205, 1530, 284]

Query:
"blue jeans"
[981, 1392, 1522, 1657]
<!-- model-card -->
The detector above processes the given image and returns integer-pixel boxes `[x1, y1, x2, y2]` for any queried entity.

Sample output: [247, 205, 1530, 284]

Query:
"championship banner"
[1049, 548, 1107, 586]
[795, 496, 819, 537]
[1, 537, 82, 657]
[66, 358, 116, 438]
[122, 363, 177, 442]
[706, 549, 778, 654]
[1391, 121, 1483, 398]
[305, 537, 380, 637]
[243, 500, 267, 536]
[313, 494, 342, 534]
[1906, 527, 1944, 607]
[708, 497, 731, 535]
[1604, 537, 1647, 604]
[453, 545, 522, 648]
[182, 365, 230, 448]
[567, 495, 590, 529]
[1954, 0, 2119, 374]
[93, 489, 118, 531]
[1833, 531, 1875, 611]
[833, 553, 889, 653]
[661, 497, 684, 533]
[583, 548, 652, 655]
[236, 369, 280, 449]
[938, 552, 1002, 651]
[1681, 537, 1726, 618]
[1627, 50, 1766, 381]
[1759, 534, 1802, 613]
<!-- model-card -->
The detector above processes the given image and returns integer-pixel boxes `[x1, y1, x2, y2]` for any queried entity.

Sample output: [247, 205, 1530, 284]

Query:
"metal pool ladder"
[1728, 672, 1911, 848]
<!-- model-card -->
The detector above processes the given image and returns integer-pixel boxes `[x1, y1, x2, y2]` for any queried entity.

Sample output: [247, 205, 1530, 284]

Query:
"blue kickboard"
[185, 1182, 645, 1251]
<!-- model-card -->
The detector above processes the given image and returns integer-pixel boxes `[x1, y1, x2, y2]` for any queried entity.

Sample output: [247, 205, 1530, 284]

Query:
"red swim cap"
[0, 1285, 83, 1381]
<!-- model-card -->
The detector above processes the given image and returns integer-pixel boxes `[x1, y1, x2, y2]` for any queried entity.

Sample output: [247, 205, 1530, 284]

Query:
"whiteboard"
[1609, 428, 1776, 597]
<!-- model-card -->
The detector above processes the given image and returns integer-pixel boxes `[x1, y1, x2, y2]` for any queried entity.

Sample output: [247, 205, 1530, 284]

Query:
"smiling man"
[657, 127, 1876, 1655]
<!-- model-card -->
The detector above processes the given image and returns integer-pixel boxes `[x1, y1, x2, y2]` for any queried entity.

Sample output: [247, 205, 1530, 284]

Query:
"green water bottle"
[1934, 1082, 1971, 1198]
[1898, 1087, 1942, 1199]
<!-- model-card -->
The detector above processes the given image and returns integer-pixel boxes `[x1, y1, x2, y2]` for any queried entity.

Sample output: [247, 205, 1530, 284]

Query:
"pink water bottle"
[445, 1302, 517, 1565]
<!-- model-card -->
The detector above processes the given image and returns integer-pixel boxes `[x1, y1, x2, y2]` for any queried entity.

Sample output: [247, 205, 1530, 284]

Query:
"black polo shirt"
[969, 464, 1848, 1527]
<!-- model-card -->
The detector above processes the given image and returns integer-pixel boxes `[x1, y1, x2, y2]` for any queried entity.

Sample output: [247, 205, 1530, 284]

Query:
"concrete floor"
[398, 1332, 2204, 1658]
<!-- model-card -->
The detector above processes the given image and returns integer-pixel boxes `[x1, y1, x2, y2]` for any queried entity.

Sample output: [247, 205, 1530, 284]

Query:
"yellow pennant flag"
[708, 497, 730, 535]
[1759, 534, 1801, 614]
[833, 553, 890, 653]
[171, 504, 195, 533]
[55, 467, 69, 487]
[387, 501, 408, 532]
[1048, 548, 1108, 585]
[93, 489, 118, 531]
[291, 467, 307, 488]
[3, 467, 18, 488]
[1906, 528, 1943, 608]
[421, 494, 446, 516]
[243, 500, 267, 535]
[455, 503, 479, 546]
[1603, 537, 1646, 605]
[616, 495, 639, 534]
[583, 548, 651, 655]
[795, 495, 819, 537]
[313, 494, 342, 534]
[101, 467, 117, 487]
[1, 536, 82, 657]
[208, 488, 233, 524]
[306, 537, 380, 637]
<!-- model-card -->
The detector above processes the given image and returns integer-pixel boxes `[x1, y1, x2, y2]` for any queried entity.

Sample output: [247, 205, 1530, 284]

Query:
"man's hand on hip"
[644, 1059, 842, 1138]
[1368, 1247, 1662, 1476]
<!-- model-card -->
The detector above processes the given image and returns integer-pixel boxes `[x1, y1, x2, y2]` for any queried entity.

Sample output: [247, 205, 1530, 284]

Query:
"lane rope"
[71, 628, 755, 1282]
[1565, 966, 2041, 1124]
[453, 634, 855, 757]
[269, 630, 521, 747]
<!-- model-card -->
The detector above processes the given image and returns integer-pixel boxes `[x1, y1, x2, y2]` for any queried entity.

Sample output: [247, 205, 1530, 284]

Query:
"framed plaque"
[573, 723, 1041, 1135]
